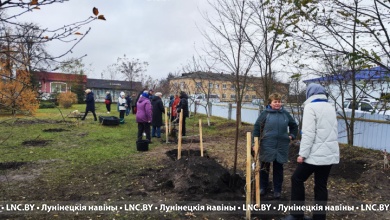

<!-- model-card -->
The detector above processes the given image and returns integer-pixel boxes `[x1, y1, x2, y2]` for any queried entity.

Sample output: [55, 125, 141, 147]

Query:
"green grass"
[0, 103, 231, 168]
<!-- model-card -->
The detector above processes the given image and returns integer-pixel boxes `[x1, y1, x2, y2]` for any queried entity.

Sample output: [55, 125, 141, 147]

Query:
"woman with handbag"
[105, 91, 112, 114]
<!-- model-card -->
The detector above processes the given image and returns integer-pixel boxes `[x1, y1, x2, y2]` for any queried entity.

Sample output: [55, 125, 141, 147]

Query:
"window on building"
[252, 95, 257, 99]
[245, 95, 249, 100]
[222, 84, 227, 89]
[209, 83, 213, 88]
[222, 94, 226, 98]
[231, 84, 235, 90]
[196, 82, 202, 88]
[215, 84, 219, 89]
[231, 94, 236, 100]
[50, 82, 67, 93]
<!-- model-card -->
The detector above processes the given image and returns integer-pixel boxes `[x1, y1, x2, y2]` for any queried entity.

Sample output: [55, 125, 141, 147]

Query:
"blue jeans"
[290, 163, 332, 220]
[260, 160, 283, 193]
[152, 126, 161, 138]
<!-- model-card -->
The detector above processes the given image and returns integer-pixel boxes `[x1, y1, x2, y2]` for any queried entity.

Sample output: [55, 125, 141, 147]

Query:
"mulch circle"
[42, 128, 69, 132]
[22, 140, 51, 147]
[0, 162, 28, 170]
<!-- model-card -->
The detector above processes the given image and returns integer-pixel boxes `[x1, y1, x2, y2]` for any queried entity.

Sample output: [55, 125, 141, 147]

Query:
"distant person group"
[80, 88, 189, 143]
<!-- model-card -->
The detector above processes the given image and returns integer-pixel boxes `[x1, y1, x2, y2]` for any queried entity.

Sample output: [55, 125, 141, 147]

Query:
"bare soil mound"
[151, 153, 245, 201]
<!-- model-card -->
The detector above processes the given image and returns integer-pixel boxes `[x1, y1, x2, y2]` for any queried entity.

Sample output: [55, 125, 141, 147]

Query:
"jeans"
[137, 122, 151, 142]
[152, 126, 161, 138]
[260, 160, 284, 193]
[290, 163, 332, 220]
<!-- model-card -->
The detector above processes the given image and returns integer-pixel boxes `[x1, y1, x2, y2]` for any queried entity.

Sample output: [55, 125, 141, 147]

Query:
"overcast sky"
[9, 0, 211, 80]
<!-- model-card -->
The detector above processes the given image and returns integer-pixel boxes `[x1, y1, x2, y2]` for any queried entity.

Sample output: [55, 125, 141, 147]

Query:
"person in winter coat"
[118, 92, 127, 124]
[169, 95, 174, 107]
[131, 92, 137, 114]
[171, 94, 180, 122]
[176, 91, 189, 136]
[252, 93, 298, 199]
[105, 91, 112, 114]
[125, 94, 132, 116]
[81, 89, 97, 121]
[136, 91, 153, 143]
[148, 89, 155, 101]
[283, 84, 339, 220]
[151, 92, 165, 138]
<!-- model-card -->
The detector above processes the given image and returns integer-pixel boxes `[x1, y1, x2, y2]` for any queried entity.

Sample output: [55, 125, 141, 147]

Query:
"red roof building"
[31, 71, 87, 94]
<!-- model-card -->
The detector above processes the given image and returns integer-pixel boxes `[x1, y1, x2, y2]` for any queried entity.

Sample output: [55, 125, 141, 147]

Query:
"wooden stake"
[199, 119, 204, 157]
[254, 137, 260, 207]
[246, 132, 251, 220]
[165, 107, 169, 143]
[177, 110, 183, 160]
[169, 106, 172, 134]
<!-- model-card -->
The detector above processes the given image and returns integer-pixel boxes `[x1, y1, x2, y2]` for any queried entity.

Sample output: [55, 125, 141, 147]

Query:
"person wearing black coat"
[151, 92, 165, 138]
[105, 91, 112, 114]
[81, 89, 97, 121]
[125, 94, 132, 116]
[176, 91, 189, 136]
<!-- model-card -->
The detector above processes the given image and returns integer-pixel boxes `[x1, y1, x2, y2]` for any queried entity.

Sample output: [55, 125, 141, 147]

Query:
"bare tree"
[202, 0, 258, 177]
[245, 0, 293, 99]
[285, 0, 390, 146]
[116, 54, 149, 90]
[182, 55, 219, 126]
[103, 63, 119, 81]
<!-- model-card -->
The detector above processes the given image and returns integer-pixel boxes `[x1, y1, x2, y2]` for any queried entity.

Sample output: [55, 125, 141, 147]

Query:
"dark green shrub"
[39, 102, 56, 109]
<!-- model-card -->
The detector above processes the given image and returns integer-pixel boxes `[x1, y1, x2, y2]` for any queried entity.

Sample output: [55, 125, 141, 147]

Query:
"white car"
[190, 94, 220, 104]
[340, 98, 390, 115]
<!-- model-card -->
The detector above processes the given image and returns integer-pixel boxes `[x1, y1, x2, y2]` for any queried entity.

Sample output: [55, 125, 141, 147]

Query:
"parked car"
[190, 94, 220, 104]
[339, 98, 390, 115]
[251, 98, 264, 106]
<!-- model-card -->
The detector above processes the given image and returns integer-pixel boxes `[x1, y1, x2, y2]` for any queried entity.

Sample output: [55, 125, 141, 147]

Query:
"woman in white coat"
[284, 83, 340, 220]
[118, 92, 127, 124]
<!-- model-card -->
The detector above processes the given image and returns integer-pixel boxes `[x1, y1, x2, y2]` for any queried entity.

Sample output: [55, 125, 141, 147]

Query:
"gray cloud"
[9, 0, 210, 80]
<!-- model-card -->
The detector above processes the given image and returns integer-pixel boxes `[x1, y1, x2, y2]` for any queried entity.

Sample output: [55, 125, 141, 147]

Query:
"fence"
[187, 102, 390, 151]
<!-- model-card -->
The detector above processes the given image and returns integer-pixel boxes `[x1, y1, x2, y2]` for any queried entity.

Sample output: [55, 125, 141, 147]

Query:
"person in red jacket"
[171, 94, 180, 122]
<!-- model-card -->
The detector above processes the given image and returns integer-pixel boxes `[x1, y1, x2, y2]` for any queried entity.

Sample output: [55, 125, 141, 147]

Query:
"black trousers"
[106, 104, 111, 112]
[137, 122, 151, 142]
[260, 160, 284, 193]
[290, 162, 332, 220]
[82, 110, 97, 121]
[119, 110, 125, 119]
[180, 117, 186, 136]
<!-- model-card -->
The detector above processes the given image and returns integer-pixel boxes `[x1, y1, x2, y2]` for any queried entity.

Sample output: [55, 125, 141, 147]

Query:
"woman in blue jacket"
[252, 93, 298, 199]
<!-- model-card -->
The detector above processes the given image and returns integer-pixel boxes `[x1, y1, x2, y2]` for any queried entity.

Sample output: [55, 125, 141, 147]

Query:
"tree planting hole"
[43, 128, 69, 132]
[166, 149, 207, 161]
[0, 162, 27, 170]
[22, 140, 51, 147]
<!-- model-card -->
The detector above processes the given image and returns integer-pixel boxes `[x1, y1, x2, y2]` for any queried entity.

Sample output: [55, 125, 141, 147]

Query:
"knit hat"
[85, 89, 91, 93]
[142, 91, 149, 98]
[155, 92, 162, 97]
[120, 92, 125, 97]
